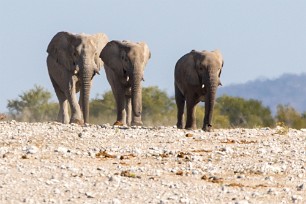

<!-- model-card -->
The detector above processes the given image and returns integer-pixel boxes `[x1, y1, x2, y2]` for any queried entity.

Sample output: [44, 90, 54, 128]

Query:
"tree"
[142, 86, 176, 126]
[90, 86, 177, 126]
[7, 85, 58, 122]
[276, 104, 306, 129]
[216, 95, 275, 128]
[89, 91, 116, 124]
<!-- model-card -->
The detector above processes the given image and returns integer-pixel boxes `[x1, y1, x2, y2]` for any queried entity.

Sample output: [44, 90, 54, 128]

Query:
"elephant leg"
[175, 84, 185, 129]
[114, 91, 126, 125]
[185, 97, 197, 130]
[125, 95, 132, 126]
[77, 81, 84, 120]
[50, 76, 69, 123]
[105, 67, 127, 125]
[66, 77, 83, 125]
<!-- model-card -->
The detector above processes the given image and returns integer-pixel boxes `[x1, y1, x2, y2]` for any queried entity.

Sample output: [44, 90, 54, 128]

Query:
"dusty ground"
[0, 121, 305, 203]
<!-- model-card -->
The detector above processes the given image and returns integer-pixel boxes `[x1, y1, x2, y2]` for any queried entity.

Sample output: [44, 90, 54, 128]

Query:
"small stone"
[26, 146, 39, 154]
[85, 192, 95, 198]
[112, 198, 121, 204]
[297, 184, 304, 191]
[192, 170, 199, 175]
[283, 188, 290, 193]
[54, 188, 60, 194]
[185, 133, 193, 137]
[252, 192, 260, 197]
[265, 176, 273, 181]
[180, 197, 190, 203]
[55, 146, 68, 153]
[109, 175, 121, 184]
[235, 200, 249, 204]
[267, 188, 274, 194]
[292, 195, 302, 202]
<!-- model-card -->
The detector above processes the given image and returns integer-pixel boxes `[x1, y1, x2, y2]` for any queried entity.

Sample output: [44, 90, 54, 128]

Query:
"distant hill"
[217, 73, 306, 114]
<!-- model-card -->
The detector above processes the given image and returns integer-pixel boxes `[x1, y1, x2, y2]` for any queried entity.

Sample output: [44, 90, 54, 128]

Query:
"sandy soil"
[0, 121, 305, 203]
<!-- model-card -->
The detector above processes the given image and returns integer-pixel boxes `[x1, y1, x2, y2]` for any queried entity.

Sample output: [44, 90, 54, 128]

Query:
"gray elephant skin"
[100, 40, 151, 126]
[174, 49, 223, 131]
[47, 31, 108, 124]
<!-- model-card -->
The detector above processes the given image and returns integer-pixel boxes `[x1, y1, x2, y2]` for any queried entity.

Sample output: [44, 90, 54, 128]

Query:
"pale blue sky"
[1, 1, 306, 112]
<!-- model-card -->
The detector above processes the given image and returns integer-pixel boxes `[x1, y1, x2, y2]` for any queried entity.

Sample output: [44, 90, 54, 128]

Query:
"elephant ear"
[186, 51, 201, 86]
[92, 33, 108, 71]
[212, 49, 223, 68]
[212, 49, 224, 84]
[47, 32, 75, 72]
[138, 42, 151, 68]
[100, 41, 130, 77]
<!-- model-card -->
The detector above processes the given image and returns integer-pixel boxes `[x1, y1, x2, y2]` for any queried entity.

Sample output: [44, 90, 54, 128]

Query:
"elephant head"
[189, 50, 223, 131]
[100, 40, 151, 125]
[47, 32, 108, 124]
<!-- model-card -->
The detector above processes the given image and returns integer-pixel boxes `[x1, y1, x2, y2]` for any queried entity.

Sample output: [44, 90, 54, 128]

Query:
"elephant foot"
[185, 124, 197, 130]
[70, 118, 84, 126]
[203, 124, 213, 132]
[113, 121, 124, 126]
[131, 120, 143, 126]
[176, 123, 183, 129]
[131, 116, 143, 126]
[185, 127, 197, 131]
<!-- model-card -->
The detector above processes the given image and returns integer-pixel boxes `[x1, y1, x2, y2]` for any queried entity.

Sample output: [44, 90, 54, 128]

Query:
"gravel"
[0, 121, 305, 203]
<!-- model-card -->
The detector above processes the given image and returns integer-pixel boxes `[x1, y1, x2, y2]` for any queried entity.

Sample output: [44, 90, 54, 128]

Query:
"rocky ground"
[0, 121, 305, 203]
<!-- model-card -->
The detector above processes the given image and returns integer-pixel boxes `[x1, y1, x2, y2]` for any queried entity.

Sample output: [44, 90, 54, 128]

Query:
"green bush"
[12, 85, 305, 129]
[216, 95, 275, 128]
[276, 104, 306, 129]
[7, 85, 58, 122]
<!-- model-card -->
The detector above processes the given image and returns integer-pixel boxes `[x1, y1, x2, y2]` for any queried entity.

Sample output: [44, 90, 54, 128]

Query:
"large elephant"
[174, 49, 223, 131]
[100, 40, 151, 126]
[47, 31, 108, 124]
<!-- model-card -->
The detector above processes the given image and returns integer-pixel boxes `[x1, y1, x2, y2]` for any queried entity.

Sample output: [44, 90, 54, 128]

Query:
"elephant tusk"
[202, 84, 205, 88]
[74, 70, 78, 75]
[127, 76, 129, 82]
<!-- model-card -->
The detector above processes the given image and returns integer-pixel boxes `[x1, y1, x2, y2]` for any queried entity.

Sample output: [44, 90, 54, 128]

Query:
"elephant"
[174, 49, 223, 132]
[47, 31, 108, 124]
[100, 40, 151, 126]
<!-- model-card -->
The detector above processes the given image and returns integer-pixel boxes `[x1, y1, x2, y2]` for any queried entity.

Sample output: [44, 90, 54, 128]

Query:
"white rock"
[54, 188, 60, 194]
[292, 195, 302, 202]
[85, 192, 95, 198]
[235, 200, 249, 204]
[26, 146, 39, 154]
[112, 198, 121, 204]
[55, 146, 68, 153]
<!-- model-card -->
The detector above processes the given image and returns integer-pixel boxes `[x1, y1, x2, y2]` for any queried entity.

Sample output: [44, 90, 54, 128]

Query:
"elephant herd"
[46, 32, 224, 132]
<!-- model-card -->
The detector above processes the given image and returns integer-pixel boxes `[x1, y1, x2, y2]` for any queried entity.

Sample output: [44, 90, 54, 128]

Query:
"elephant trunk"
[81, 63, 93, 124]
[131, 70, 143, 126]
[203, 70, 218, 132]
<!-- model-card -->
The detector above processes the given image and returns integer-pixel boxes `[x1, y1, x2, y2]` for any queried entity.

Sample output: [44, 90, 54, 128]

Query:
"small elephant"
[100, 40, 151, 126]
[47, 31, 108, 124]
[174, 49, 224, 131]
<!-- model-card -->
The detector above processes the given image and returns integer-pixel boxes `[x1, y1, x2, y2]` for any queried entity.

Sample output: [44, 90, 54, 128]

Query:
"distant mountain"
[217, 73, 306, 114]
